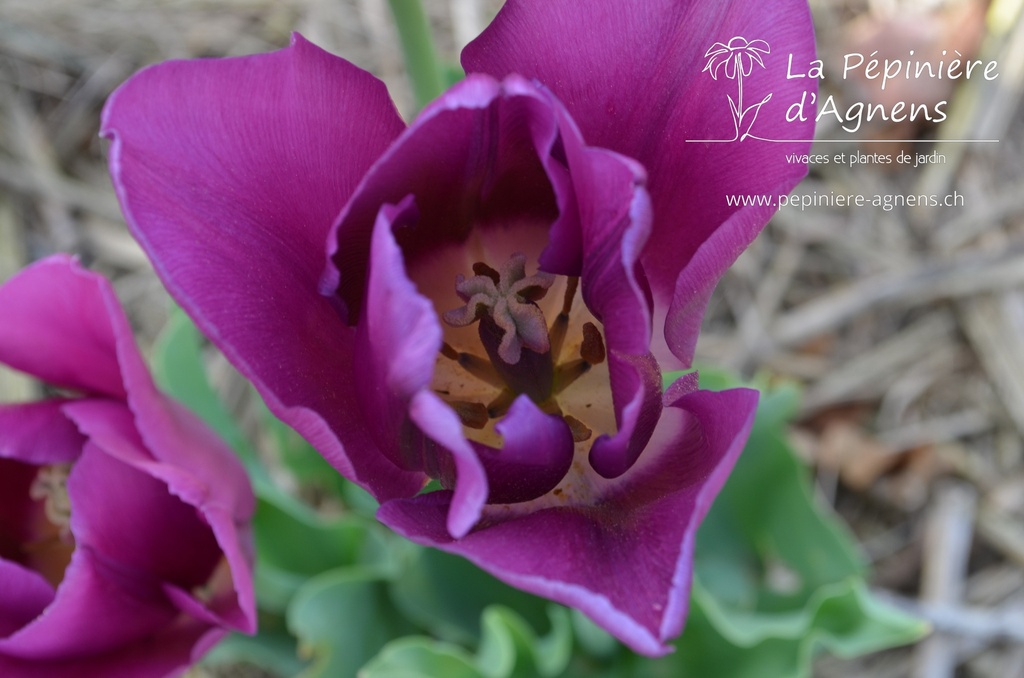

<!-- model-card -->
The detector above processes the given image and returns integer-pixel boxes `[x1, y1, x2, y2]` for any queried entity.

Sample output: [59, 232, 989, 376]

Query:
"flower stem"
[387, 0, 446, 111]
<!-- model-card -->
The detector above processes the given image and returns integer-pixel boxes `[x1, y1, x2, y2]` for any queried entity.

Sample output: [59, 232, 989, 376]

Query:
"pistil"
[30, 463, 73, 536]
[443, 252, 556, 402]
[548, 276, 578, 361]
[436, 253, 611, 452]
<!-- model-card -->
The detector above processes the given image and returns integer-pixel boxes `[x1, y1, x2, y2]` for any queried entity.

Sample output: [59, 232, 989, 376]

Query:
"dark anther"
[580, 322, 606, 365]
[441, 342, 459, 361]
[564, 415, 593, 443]
[440, 342, 505, 388]
[450, 401, 489, 429]
[472, 261, 501, 285]
[486, 389, 516, 419]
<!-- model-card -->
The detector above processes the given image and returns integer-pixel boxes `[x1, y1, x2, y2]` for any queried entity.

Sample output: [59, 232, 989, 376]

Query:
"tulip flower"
[102, 0, 814, 655]
[0, 256, 255, 676]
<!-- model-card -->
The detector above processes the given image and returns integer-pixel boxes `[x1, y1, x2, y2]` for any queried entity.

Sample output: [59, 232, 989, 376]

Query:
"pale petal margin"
[101, 34, 422, 503]
[463, 0, 817, 368]
[378, 386, 758, 655]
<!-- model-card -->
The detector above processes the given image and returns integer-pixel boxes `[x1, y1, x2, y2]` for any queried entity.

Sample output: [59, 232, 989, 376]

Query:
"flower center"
[0, 461, 76, 589]
[30, 463, 73, 534]
[436, 253, 608, 446]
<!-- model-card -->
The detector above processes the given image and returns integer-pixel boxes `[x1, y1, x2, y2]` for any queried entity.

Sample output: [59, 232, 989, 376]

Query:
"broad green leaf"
[254, 560, 309, 615]
[251, 484, 402, 616]
[359, 637, 481, 678]
[256, 398, 349, 499]
[253, 497, 400, 598]
[360, 606, 572, 678]
[655, 366, 929, 677]
[288, 567, 415, 678]
[203, 628, 306, 677]
[475, 606, 572, 678]
[444, 64, 466, 87]
[388, 548, 551, 646]
[569, 609, 619, 660]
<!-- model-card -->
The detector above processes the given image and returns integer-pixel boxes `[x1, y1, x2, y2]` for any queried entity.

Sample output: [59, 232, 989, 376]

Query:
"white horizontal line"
[685, 138, 1000, 143]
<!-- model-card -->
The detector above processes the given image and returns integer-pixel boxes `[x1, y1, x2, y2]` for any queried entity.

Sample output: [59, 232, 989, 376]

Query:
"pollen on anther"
[472, 261, 501, 285]
[580, 322, 606, 365]
[449, 400, 489, 429]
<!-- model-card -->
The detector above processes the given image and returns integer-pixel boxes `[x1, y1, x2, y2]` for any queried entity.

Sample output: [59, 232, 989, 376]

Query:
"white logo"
[702, 37, 773, 141]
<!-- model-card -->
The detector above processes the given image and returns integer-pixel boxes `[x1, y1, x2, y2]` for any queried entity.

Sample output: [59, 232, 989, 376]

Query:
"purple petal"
[62, 400, 255, 632]
[354, 197, 444, 469]
[408, 391, 487, 538]
[0, 561, 54, 639]
[554, 118, 662, 478]
[464, 0, 817, 367]
[0, 622, 220, 678]
[472, 395, 574, 504]
[355, 196, 487, 538]
[378, 387, 758, 655]
[323, 73, 580, 318]
[0, 459, 73, 591]
[102, 34, 422, 503]
[0, 544, 176, 659]
[0, 256, 124, 398]
[0, 609, 214, 677]
[61, 414, 223, 594]
[0, 401, 84, 465]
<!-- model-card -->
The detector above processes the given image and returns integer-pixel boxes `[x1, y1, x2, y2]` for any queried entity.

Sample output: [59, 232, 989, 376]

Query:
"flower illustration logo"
[703, 37, 773, 141]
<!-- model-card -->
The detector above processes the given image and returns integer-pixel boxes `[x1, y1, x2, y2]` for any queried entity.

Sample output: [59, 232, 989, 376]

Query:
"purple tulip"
[0, 256, 255, 676]
[101, 0, 814, 655]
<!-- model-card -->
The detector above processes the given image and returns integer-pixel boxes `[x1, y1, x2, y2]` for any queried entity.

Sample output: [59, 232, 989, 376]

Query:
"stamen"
[440, 342, 459, 360]
[448, 400, 489, 429]
[548, 277, 578, 361]
[486, 389, 516, 419]
[554, 323, 607, 394]
[441, 342, 505, 388]
[561, 277, 579, 316]
[554, 359, 591, 393]
[538, 398, 563, 416]
[564, 415, 593, 443]
[472, 262, 501, 285]
[580, 322, 606, 365]
[30, 463, 73, 532]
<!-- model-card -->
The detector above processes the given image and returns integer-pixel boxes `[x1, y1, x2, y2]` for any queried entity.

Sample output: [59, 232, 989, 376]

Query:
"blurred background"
[0, 0, 1022, 676]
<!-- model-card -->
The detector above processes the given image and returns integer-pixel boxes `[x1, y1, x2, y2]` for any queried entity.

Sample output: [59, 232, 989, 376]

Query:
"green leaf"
[652, 366, 929, 677]
[256, 399, 350, 500]
[359, 637, 481, 678]
[443, 64, 466, 87]
[642, 579, 925, 678]
[203, 628, 306, 677]
[359, 605, 572, 678]
[251, 493, 404, 618]
[475, 606, 572, 678]
[569, 609, 620, 660]
[256, 497, 399, 581]
[288, 567, 415, 678]
[388, 548, 552, 646]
